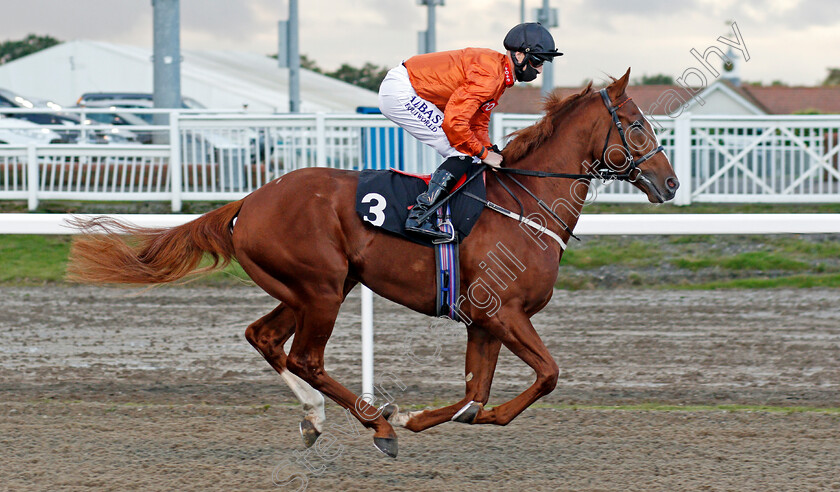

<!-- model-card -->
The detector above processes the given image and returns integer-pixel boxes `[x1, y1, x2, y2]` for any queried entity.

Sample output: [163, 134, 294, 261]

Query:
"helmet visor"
[530, 50, 563, 64]
[528, 54, 546, 68]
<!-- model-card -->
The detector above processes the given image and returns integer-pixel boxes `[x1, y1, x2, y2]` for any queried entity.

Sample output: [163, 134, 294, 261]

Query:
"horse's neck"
[503, 120, 593, 218]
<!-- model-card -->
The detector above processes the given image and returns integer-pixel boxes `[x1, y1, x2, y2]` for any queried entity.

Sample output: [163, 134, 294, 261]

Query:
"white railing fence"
[2, 109, 839, 210]
[495, 113, 840, 205]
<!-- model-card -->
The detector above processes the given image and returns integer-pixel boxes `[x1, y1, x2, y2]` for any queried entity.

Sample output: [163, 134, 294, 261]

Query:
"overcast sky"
[2, 0, 838, 87]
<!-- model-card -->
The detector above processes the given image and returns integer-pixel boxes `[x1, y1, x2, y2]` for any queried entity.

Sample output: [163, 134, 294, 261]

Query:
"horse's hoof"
[380, 403, 398, 421]
[299, 419, 321, 448]
[373, 436, 398, 458]
[451, 400, 481, 424]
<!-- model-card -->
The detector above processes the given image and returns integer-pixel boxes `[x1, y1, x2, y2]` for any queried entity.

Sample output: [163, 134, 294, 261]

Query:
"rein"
[419, 88, 667, 248]
[466, 88, 666, 248]
[497, 88, 665, 182]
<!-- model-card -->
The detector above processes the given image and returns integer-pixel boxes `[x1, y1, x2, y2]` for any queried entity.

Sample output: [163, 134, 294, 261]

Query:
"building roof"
[738, 85, 840, 114]
[497, 80, 840, 115]
[0, 40, 378, 112]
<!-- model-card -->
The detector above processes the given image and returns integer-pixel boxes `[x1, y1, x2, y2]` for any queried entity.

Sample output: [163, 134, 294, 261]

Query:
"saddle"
[354, 167, 487, 247]
[355, 167, 487, 322]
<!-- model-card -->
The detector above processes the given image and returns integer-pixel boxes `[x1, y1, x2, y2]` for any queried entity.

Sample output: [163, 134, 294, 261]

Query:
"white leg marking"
[391, 409, 424, 428]
[280, 370, 326, 433]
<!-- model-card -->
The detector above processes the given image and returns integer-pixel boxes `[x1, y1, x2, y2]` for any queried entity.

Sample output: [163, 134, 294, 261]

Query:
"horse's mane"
[501, 81, 594, 163]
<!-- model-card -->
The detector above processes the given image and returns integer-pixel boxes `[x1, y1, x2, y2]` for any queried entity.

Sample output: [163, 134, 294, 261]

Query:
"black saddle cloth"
[355, 167, 486, 247]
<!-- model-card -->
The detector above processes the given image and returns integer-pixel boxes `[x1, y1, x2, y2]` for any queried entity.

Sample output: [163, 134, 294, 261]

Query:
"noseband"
[497, 88, 665, 182]
[450, 89, 668, 245]
[597, 88, 665, 182]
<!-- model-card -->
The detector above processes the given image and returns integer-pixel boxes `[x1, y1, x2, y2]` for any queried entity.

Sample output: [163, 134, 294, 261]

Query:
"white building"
[0, 40, 379, 112]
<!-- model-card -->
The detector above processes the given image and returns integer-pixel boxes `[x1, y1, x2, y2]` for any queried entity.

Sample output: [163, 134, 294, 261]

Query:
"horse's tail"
[66, 200, 244, 285]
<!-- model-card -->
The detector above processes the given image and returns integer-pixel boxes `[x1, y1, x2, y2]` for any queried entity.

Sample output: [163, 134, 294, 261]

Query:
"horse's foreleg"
[286, 298, 400, 458]
[395, 326, 502, 432]
[245, 304, 325, 447]
[468, 309, 559, 426]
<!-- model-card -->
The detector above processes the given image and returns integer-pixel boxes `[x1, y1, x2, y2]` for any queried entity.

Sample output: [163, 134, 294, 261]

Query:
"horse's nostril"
[666, 177, 679, 190]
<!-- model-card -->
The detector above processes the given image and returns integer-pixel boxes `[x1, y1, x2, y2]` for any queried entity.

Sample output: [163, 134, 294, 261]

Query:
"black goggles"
[527, 53, 551, 66]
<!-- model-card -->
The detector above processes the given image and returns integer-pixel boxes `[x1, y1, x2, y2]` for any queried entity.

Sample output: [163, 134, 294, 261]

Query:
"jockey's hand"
[483, 151, 503, 169]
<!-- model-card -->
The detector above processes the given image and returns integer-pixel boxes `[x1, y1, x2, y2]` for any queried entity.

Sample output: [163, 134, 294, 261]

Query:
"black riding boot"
[405, 168, 460, 240]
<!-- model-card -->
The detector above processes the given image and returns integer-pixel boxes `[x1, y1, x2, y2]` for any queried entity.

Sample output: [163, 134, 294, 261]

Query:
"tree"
[0, 34, 60, 65]
[633, 74, 674, 85]
[822, 68, 840, 86]
[300, 54, 322, 73]
[326, 62, 389, 92]
[276, 54, 389, 92]
[266, 53, 322, 73]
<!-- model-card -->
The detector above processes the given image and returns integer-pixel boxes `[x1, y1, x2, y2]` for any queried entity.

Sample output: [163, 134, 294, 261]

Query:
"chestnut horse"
[67, 69, 679, 458]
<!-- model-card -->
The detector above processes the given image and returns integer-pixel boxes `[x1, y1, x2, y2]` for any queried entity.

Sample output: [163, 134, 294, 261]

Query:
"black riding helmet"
[503, 22, 562, 82]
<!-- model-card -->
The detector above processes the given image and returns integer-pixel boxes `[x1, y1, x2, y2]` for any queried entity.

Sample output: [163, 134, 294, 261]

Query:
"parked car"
[76, 93, 251, 189]
[0, 115, 63, 145]
[0, 88, 138, 144]
[75, 92, 207, 142]
[77, 92, 206, 115]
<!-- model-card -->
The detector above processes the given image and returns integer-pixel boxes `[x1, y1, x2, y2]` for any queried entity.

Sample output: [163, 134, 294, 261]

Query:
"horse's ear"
[608, 68, 631, 100]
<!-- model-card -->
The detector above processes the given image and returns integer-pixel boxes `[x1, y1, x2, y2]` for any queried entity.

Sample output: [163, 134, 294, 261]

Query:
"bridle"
[497, 88, 665, 182]
[420, 87, 668, 246]
[597, 88, 665, 182]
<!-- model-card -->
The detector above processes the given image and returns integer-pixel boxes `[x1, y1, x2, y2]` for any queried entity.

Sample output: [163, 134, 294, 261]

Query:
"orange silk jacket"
[403, 48, 515, 159]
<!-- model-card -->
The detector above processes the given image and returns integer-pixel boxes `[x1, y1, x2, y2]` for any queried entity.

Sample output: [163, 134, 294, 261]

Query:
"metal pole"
[152, 0, 181, 126]
[426, 1, 436, 53]
[539, 0, 554, 97]
[361, 286, 374, 402]
[277, 20, 288, 68]
[520, 0, 526, 23]
[288, 0, 301, 113]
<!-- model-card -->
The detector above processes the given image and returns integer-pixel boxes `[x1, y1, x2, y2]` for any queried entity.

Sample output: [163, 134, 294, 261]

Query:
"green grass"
[772, 236, 840, 257]
[562, 240, 661, 269]
[556, 233, 840, 290]
[3, 231, 840, 290]
[671, 251, 811, 272]
[670, 273, 840, 290]
[192, 259, 253, 286]
[0, 234, 251, 286]
[0, 235, 73, 283]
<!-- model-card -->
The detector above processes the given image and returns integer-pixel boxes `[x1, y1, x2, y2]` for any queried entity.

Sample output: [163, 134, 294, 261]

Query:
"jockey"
[378, 22, 562, 240]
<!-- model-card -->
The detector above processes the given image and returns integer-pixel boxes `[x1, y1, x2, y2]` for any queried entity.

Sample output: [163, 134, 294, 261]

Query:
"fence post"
[491, 113, 504, 149]
[361, 286, 374, 403]
[316, 113, 327, 167]
[26, 144, 38, 211]
[673, 112, 693, 206]
[169, 110, 183, 212]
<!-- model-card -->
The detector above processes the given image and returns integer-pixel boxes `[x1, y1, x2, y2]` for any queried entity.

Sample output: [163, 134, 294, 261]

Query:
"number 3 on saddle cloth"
[355, 167, 487, 322]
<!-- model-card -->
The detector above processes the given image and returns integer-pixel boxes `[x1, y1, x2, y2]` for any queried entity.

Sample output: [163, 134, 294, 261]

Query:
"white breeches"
[378, 64, 471, 160]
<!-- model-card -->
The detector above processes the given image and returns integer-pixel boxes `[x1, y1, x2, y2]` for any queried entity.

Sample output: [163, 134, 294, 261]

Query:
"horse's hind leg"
[286, 296, 400, 458]
[245, 304, 325, 447]
[392, 326, 503, 432]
